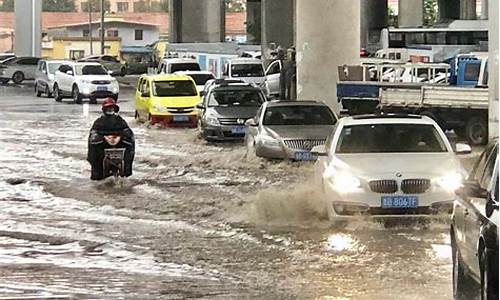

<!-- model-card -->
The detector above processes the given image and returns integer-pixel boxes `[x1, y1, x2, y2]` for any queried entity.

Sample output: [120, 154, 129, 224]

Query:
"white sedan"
[312, 114, 470, 220]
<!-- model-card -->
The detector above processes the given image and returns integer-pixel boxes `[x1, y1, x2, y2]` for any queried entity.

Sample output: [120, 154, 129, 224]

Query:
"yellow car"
[135, 74, 201, 127]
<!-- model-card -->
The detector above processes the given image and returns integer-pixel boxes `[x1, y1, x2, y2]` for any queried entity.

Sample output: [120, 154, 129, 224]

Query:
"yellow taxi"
[135, 74, 201, 127]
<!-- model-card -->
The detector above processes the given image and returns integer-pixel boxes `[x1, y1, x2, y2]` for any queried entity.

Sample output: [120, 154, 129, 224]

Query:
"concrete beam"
[398, 0, 423, 27]
[488, 0, 498, 139]
[261, 0, 295, 60]
[481, 0, 488, 19]
[438, 0, 460, 21]
[14, 0, 42, 57]
[168, 0, 225, 43]
[460, 0, 477, 19]
[296, 0, 360, 112]
[360, 0, 387, 50]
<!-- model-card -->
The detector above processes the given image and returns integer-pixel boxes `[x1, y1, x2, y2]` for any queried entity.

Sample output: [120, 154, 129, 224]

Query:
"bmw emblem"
[237, 118, 245, 125]
[396, 172, 403, 178]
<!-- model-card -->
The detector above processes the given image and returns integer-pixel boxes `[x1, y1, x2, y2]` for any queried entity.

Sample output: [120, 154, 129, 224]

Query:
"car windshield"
[75, 65, 108, 75]
[263, 106, 336, 126]
[170, 63, 201, 72]
[188, 73, 215, 85]
[336, 124, 448, 153]
[208, 90, 264, 107]
[153, 80, 197, 97]
[231, 64, 264, 77]
[48, 63, 62, 74]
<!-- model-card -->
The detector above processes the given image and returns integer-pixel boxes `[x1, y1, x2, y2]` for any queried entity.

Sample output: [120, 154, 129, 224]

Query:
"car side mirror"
[311, 144, 328, 156]
[455, 143, 472, 155]
[245, 119, 257, 127]
[199, 91, 206, 97]
[141, 92, 150, 98]
[196, 103, 205, 110]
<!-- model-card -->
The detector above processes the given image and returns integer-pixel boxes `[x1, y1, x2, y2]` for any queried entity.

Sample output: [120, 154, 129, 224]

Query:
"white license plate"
[173, 115, 190, 122]
[97, 86, 107, 91]
[381, 196, 419, 208]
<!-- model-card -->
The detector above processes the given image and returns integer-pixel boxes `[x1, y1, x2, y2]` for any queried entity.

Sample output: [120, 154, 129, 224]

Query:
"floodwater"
[0, 86, 482, 299]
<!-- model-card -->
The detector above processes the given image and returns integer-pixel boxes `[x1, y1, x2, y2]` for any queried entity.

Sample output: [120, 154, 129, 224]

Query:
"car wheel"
[466, 116, 488, 145]
[35, 83, 42, 97]
[12, 72, 24, 84]
[53, 84, 62, 102]
[45, 86, 52, 98]
[453, 237, 474, 300]
[481, 251, 498, 300]
[72, 85, 82, 104]
[120, 67, 127, 77]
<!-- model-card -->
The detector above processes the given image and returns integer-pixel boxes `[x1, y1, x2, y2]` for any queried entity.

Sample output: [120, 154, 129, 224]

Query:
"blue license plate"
[173, 115, 190, 122]
[231, 126, 247, 134]
[97, 86, 107, 91]
[294, 151, 315, 161]
[381, 196, 419, 208]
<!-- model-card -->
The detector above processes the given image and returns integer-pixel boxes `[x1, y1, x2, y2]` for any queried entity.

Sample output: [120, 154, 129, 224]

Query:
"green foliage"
[424, 0, 438, 26]
[82, 0, 111, 13]
[43, 0, 76, 12]
[0, 0, 14, 12]
[388, 6, 397, 27]
[225, 0, 245, 12]
[133, 0, 168, 12]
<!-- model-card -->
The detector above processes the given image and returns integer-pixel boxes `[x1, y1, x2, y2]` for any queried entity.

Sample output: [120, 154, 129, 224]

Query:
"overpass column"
[460, 0, 477, 19]
[261, 0, 295, 60]
[246, 0, 261, 45]
[14, 0, 42, 57]
[296, 0, 360, 112]
[488, 0, 498, 139]
[360, 0, 388, 50]
[438, 0, 460, 21]
[398, 0, 423, 27]
[480, 0, 488, 19]
[168, 0, 225, 43]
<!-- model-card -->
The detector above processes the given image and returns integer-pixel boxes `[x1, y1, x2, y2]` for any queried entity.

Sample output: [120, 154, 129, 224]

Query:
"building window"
[69, 50, 85, 60]
[107, 29, 119, 38]
[83, 29, 90, 37]
[117, 2, 129, 12]
[135, 29, 143, 41]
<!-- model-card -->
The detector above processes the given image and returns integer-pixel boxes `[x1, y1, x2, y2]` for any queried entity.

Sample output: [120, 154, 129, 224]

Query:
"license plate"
[231, 126, 247, 134]
[294, 151, 315, 161]
[381, 196, 419, 208]
[97, 86, 107, 91]
[173, 115, 190, 122]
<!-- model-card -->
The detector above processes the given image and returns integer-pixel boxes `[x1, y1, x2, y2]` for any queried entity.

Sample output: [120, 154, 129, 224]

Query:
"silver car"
[78, 55, 126, 77]
[0, 56, 41, 84]
[35, 60, 69, 97]
[245, 101, 338, 160]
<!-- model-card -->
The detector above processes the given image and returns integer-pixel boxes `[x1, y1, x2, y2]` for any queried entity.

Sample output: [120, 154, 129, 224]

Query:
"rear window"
[75, 65, 107, 75]
[263, 105, 336, 126]
[153, 80, 197, 97]
[231, 64, 264, 77]
[336, 124, 447, 153]
[188, 73, 215, 85]
[170, 63, 201, 73]
[208, 90, 264, 107]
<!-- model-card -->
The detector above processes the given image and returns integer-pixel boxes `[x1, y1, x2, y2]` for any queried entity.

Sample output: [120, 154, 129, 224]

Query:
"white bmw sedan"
[312, 114, 470, 220]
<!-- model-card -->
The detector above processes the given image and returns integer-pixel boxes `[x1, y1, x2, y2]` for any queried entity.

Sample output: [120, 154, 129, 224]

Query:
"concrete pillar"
[360, 0, 387, 50]
[438, 0, 460, 21]
[168, 0, 225, 43]
[488, 0, 498, 140]
[14, 0, 42, 57]
[460, 0, 477, 19]
[261, 0, 295, 60]
[481, 0, 488, 19]
[398, 0, 423, 27]
[246, 0, 262, 45]
[296, 0, 360, 112]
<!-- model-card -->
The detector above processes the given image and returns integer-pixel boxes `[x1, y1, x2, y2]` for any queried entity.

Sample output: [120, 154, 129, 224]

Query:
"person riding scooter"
[87, 98, 135, 180]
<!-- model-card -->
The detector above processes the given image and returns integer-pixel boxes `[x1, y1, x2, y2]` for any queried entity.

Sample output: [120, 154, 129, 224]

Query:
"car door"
[35, 61, 44, 87]
[135, 77, 148, 120]
[26, 58, 40, 79]
[463, 144, 498, 271]
[265, 60, 281, 96]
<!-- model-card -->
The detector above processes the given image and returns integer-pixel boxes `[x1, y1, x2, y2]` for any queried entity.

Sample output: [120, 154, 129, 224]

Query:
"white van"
[223, 58, 265, 86]
[158, 58, 201, 74]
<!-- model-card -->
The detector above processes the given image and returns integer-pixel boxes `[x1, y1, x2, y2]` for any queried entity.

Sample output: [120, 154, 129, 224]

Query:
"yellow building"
[42, 37, 122, 60]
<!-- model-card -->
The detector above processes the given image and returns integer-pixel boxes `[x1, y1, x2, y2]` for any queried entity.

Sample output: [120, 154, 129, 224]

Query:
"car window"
[75, 65, 107, 75]
[336, 124, 448, 153]
[208, 90, 264, 107]
[263, 105, 336, 126]
[470, 143, 496, 182]
[480, 145, 498, 189]
[231, 64, 264, 77]
[267, 61, 281, 75]
[137, 78, 144, 92]
[152, 80, 197, 97]
[188, 73, 215, 86]
[170, 63, 201, 73]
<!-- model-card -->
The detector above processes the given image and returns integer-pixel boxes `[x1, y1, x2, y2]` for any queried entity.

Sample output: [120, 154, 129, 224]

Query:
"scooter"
[103, 135, 126, 178]
[88, 131, 134, 181]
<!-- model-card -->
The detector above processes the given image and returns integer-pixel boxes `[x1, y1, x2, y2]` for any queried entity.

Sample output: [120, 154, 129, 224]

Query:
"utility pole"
[100, 0, 105, 54]
[88, 0, 93, 55]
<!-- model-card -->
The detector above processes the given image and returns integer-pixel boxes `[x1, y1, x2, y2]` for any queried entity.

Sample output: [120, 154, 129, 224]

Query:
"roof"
[212, 82, 260, 91]
[120, 46, 154, 54]
[266, 100, 326, 107]
[230, 58, 263, 64]
[52, 36, 121, 42]
[48, 20, 159, 30]
[341, 114, 437, 126]
[141, 74, 194, 81]
[174, 71, 214, 75]
[40, 59, 71, 64]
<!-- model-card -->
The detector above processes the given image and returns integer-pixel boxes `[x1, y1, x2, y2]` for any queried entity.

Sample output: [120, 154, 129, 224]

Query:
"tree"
[81, 0, 111, 12]
[43, 0, 76, 12]
[388, 6, 397, 27]
[0, 0, 14, 12]
[134, 0, 168, 13]
[424, 0, 438, 26]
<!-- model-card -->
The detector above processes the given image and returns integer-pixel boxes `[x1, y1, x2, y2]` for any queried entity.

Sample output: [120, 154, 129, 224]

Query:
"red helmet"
[102, 97, 119, 113]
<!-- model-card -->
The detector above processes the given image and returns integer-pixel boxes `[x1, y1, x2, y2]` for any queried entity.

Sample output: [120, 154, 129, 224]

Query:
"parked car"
[157, 58, 201, 74]
[311, 114, 470, 221]
[223, 58, 266, 86]
[174, 70, 215, 93]
[78, 55, 126, 77]
[0, 56, 41, 84]
[201, 78, 245, 98]
[135, 74, 200, 127]
[35, 60, 70, 98]
[197, 82, 266, 141]
[53, 62, 119, 104]
[245, 100, 337, 160]
[451, 139, 498, 300]
[263, 59, 282, 98]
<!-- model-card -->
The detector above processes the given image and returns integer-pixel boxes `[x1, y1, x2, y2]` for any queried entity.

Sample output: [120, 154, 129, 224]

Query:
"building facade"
[74, 0, 167, 13]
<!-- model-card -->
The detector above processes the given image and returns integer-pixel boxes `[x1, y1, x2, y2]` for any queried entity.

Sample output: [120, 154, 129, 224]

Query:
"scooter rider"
[87, 98, 135, 180]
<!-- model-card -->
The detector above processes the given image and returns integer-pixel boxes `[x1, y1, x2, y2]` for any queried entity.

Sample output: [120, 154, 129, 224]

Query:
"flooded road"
[0, 84, 481, 299]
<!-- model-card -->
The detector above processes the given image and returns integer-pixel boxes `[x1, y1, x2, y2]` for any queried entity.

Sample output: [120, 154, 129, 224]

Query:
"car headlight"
[328, 172, 361, 193]
[153, 105, 168, 112]
[205, 115, 219, 126]
[434, 172, 462, 192]
[260, 135, 280, 148]
[81, 79, 92, 84]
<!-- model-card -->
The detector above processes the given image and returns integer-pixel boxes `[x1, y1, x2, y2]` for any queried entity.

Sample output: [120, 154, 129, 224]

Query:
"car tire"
[45, 86, 52, 98]
[452, 236, 474, 300]
[53, 84, 63, 102]
[12, 72, 24, 84]
[120, 67, 126, 77]
[72, 85, 82, 104]
[465, 116, 488, 146]
[481, 250, 498, 300]
[35, 83, 42, 97]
